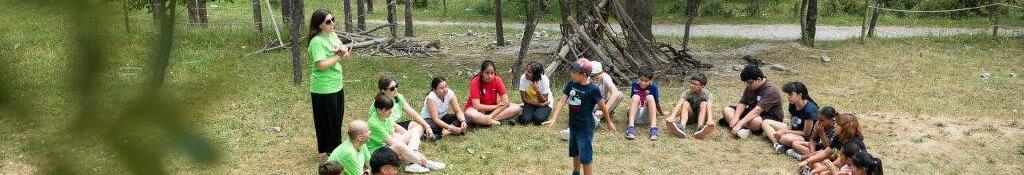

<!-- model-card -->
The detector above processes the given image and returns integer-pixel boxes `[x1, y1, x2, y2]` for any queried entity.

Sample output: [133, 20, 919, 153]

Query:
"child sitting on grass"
[626, 69, 663, 140]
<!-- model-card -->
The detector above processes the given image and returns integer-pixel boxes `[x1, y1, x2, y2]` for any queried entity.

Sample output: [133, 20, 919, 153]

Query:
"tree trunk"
[358, 0, 367, 31]
[124, 1, 131, 33]
[799, 0, 808, 35]
[625, 0, 654, 41]
[150, 0, 162, 25]
[494, 0, 505, 46]
[367, 0, 374, 13]
[282, 0, 292, 25]
[288, 0, 305, 85]
[388, 0, 398, 38]
[252, 0, 264, 33]
[345, 0, 353, 32]
[514, 0, 541, 77]
[867, 0, 880, 37]
[802, 0, 817, 47]
[682, 0, 701, 49]
[404, 0, 414, 37]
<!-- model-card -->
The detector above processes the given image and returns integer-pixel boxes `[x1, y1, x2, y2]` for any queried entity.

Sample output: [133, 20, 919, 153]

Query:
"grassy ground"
[2, 1, 1024, 174]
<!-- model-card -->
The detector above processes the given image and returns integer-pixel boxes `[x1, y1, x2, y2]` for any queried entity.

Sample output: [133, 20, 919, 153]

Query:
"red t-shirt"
[465, 75, 507, 109]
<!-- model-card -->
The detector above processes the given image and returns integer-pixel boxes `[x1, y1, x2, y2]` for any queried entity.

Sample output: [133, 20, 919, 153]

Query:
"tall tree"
[625, 0, 654, 40]
[252, 0, 263, 33]
[367, 0, 374, 13]
[681, 0, 701, 49]
[404, 0, 414, 37]
[494, 0, 505, 46]
[513, 0, 543, 77]
[358, 0, 367, 31]
[287, 0, 305, 85]
[802, 0, 817, 47]
[387, 0, 398, 38]
[344, 0, 353, 32]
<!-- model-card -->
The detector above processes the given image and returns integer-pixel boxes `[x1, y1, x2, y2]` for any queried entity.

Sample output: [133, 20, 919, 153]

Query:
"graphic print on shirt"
[569, 88, 584, 112]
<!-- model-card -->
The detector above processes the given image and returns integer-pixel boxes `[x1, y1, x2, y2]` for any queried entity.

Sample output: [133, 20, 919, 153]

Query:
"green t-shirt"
[682, 89, 714, 107]
[366, 95, 407, 152]
[307, 33, 344, 94]
[328, 140, 370, 175]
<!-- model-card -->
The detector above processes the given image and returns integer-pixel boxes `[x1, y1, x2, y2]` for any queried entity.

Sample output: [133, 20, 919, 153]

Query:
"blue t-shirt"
[563, 81, 603, 130]
[630, 81, 660, 106]
[789, 101, 819, 131]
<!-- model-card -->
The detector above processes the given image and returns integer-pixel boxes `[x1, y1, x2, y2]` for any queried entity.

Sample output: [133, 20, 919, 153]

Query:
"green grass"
[3, 1, 1024, 174]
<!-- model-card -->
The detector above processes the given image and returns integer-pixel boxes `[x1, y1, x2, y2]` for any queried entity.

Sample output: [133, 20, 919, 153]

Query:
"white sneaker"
[559, 128, 570, 141]
[737, 129, 751, 139]
[405, 163, 430, 173]
[787, 149, 803, 160]
[425, 160, 446, 170]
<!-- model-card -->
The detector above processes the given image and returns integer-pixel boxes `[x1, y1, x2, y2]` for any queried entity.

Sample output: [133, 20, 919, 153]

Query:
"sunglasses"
[324, 18, 334, 25]
[387, 85, 398, 91]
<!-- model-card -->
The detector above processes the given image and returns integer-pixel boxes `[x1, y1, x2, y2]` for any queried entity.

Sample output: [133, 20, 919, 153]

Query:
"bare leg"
[697, 102, 710, 127]
[466, 108, 499, 126]
[761, 120, 787, 144]
[572, 157, 581, 172]
[722, 106, 739, 128]
[492, 104, 522, 121]
[644, 95, 657, 128]
[679, 101, 692, 127]
[582, 163, 592, 175]
[792, 141, 812, 156]
[627, 95, 641, 127]
[746, 116, 765, 132]
[781, 134, 805, 147]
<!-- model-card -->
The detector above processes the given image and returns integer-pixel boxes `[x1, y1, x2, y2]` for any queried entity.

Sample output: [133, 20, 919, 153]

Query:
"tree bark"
[124, 1, 131, 33]
[387, 0, 398, 38]
[367, 0, 374, 13]
[682, 0, 701, 49]
[288, 0, 305, 85]
[514, 0, 541, 77]
[802, 0, 817, 47]
[494, 0, 505, 46]
[150, 0, 162, 26]
[404, 0, 414, 37]
[867, 0, 881, 37]
[345, 0, 353, 32]
[625, 0, 654, 41]
[282, 0, 292, 25]
[358, 0, 367, 31]
[252, 0, 264, 33]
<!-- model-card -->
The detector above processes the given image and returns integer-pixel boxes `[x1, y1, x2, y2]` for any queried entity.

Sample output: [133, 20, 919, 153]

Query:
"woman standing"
[307, 9, 350, 159]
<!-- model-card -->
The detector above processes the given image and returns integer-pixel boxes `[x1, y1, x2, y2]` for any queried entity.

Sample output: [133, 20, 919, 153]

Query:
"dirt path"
[369, 20, 1024, 40]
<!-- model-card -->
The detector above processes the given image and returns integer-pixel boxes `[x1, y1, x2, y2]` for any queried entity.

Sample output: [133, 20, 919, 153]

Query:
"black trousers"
[311, 89, 345, 153]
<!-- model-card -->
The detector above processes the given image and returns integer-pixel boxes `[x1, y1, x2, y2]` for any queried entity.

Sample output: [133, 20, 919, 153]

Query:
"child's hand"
[606, 121, 617, 131]
[540, 120, 555, 127]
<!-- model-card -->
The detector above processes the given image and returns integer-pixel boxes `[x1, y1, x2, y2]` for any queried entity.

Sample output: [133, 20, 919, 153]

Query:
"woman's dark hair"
[851, 150, 883, 175]
[783, 81, 815, 105]
[377, 75, 396, 95]
[374, 94, 394, 110]
[819, 106, 838, 119]
[430, 76, 446, 90]
[527, 61, 544, 82]
[306, 9, 332, 44]
[370, 147, 401, 174]
[740, 65, 765, 82]
[841, 142, 861, 158]
[689, 72, 707, 86]
[638, 68, 654, 80]
[318, 161, 342, 175]
[476, 60, 496, 96]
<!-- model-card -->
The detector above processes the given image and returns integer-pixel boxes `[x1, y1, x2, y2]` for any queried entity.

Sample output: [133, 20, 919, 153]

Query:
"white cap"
[590, 61, 603, 76]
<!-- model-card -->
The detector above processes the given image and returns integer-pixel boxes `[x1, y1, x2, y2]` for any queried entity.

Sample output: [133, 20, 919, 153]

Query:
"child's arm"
[597, 98, 616, 131]
[732, 105, 764, 133]
[542, 96, 569, 126]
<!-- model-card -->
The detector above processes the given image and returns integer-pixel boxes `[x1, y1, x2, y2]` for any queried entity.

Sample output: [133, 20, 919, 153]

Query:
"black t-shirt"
[563, 81, 603, 131]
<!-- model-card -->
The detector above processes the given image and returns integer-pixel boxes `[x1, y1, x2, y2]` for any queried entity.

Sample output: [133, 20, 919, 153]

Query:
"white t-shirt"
[595, 73, 617, 97]
[518, 74, 553, 107]
[420, 88, 455, 120]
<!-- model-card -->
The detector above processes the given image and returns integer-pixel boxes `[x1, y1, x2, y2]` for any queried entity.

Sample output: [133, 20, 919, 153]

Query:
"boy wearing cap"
[545, 58, 611, 175]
